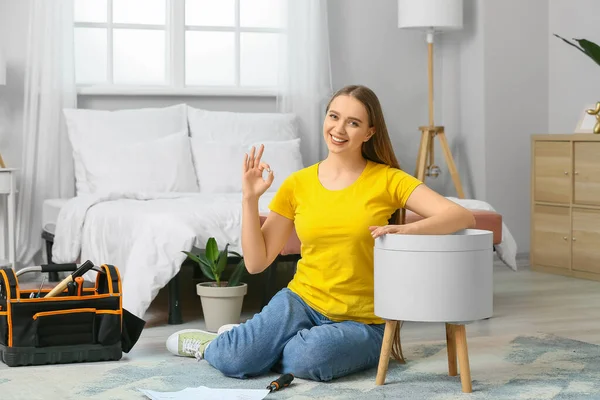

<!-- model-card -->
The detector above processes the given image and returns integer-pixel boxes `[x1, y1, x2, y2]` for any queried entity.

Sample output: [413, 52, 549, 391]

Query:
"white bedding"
[52, 194, 518, 319]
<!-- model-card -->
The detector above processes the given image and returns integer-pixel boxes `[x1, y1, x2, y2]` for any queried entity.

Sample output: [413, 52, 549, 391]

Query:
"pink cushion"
[259, 215, 301, 256]
[259, 209, 503, 256]
[405, 210, 502, 245]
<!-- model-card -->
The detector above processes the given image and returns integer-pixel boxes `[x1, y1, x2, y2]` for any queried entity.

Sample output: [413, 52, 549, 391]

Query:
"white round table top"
[374, 228, 492, 252]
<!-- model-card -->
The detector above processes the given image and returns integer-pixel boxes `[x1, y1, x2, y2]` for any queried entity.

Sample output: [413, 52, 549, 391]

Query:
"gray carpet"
[2, 332, 600, 399]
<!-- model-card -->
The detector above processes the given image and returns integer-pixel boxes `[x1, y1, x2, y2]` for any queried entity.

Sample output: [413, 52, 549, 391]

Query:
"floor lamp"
[398, 0, 465, 198]
[0, 49, 6, 168]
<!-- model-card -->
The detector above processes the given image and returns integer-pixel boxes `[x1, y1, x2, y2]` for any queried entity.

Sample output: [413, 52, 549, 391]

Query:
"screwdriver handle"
[75, 277, 84, 296]
[267, 373, 294, 392]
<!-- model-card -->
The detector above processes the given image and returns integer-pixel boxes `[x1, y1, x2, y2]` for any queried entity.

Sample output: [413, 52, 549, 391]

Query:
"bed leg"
[44, 235, 60, 282]
[168, 272, 183, 325]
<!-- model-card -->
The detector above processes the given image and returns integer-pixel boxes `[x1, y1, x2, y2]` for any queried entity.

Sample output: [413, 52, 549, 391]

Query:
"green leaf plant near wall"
[554, 34, 600, 68]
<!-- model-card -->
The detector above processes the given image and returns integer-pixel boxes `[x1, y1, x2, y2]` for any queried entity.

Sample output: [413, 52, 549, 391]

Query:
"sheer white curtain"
[16, 0, 76, 268]
[277, 0, 332, 166]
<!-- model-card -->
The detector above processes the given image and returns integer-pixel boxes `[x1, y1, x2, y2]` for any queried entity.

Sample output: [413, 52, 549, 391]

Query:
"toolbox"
[0, 261, 145, 367]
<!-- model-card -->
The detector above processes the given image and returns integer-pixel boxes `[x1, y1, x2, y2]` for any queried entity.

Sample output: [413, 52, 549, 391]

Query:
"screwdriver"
[75, 277, 84, 296]
[45, 260, 94, 298]
[267, 373, 294, 392]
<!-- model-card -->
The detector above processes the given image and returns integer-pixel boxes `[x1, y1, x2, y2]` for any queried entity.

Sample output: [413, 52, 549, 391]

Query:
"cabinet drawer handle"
[574, 171, 579, 175]
[572, 237, 576, 241]
[563, 236, 567, 240]
[564, 171, 569, 175]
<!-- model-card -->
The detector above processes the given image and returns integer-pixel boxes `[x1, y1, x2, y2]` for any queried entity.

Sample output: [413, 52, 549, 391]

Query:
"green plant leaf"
[199, 253, 219, 282]
[228, 250, 243, 259]
[182, 250, 202, 265]
[183, 251, 216, 281]
[576, 38, 600, 67]
[227, 258, 246, 287]
[215, 244, 230, 278]
[205, 237, 219, 262]
[554, 33, 587, 55]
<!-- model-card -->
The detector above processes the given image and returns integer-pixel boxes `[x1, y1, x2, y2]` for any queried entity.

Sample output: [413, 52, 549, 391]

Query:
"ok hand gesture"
[242, 144, 274, 200]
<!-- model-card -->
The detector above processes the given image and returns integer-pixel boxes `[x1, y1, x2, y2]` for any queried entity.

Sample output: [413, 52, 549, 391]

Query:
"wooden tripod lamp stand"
[398, 0, 465, 199]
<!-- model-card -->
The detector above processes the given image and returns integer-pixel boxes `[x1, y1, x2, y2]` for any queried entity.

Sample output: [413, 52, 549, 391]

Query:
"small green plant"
[553, 34, 600, 68]
[182, 237, 246, 287]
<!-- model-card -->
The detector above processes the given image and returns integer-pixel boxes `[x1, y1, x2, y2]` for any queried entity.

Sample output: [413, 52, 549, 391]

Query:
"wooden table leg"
[445, 323, 457, 376]
[375, 320, 398, 385]
[453, 324, 472, 393]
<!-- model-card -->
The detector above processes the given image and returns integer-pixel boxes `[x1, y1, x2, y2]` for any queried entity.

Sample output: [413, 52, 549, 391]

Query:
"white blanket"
[53, 192, 276, 319]
[53, 193, 518, 319]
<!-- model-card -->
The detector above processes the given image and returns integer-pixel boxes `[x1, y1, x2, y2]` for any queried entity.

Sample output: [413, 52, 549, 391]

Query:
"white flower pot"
[374, 229, 494, 323]
[196, 282, 248, 333]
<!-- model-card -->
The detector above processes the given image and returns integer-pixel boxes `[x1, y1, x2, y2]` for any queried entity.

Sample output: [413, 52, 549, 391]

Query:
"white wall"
[483, 0, 549, 255]
[549, 0, 600, 133]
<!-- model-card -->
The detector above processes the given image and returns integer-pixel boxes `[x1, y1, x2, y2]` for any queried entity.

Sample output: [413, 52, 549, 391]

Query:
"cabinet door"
[532, 205, 571, 269]
[574, 142, 600, 206]
[572, 208, 600, 274]
[534, 141, 571, 204]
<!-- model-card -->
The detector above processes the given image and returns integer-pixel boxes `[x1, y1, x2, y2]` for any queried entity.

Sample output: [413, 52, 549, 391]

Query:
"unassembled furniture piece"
[530, 134, 600, 281]
[373, 229, 494, 393]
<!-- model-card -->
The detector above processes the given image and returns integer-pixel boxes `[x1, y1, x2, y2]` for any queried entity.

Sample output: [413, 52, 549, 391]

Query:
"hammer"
[44, 261, 95, 298]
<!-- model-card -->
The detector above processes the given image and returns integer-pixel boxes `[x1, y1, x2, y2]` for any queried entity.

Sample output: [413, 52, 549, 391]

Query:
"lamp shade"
[398, 0, 463, 31]
[0, 50, 6, 85]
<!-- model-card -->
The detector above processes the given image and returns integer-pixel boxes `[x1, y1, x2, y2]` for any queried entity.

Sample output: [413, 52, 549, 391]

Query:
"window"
[73, 0, 286, 94]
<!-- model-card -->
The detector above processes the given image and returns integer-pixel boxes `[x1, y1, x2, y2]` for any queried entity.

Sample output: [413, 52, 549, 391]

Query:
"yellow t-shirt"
[268, 159, 422, 325]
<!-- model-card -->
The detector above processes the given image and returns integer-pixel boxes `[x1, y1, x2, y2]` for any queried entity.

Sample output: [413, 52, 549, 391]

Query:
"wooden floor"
[135, 257, 600, 352]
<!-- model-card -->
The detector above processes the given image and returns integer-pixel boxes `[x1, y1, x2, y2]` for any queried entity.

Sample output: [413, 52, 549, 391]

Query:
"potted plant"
[554, 34, 600, 133]
[182, 237, 247, 332]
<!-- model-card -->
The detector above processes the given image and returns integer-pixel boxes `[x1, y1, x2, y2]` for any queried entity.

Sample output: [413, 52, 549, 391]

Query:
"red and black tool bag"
[0, 263, 145, 367]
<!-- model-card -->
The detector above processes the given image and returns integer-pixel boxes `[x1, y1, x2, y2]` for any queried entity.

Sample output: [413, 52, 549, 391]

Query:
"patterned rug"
[1, 333, 599, 400]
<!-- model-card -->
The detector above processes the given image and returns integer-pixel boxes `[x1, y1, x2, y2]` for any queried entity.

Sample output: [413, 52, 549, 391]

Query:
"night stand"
[0, 168, 17, 269]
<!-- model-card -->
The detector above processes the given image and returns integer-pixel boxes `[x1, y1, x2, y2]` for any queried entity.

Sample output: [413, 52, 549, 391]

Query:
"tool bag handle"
[39, 263, 80, 273]
[0, 267, 19, 300]
[97, 264, 121, 296]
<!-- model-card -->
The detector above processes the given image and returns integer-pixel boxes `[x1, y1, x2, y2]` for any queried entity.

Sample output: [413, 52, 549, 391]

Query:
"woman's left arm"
[369, 184, 476, 239]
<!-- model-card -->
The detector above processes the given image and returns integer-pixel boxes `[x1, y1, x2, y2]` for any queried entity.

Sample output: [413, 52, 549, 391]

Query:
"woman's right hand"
[242, 144, 274, 200]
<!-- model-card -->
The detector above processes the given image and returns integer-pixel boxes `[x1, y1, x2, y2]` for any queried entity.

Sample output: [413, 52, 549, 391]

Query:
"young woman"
[166, 85, 476, 382]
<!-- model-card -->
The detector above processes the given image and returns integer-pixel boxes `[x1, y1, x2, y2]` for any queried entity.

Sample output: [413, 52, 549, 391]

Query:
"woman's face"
[323, 95, 374, 156]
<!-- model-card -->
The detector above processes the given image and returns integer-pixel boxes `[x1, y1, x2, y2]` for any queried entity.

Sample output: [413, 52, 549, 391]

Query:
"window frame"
[75, 0, 283, 96]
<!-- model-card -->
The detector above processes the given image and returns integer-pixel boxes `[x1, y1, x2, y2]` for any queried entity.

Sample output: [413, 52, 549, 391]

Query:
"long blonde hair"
[326, 85, 406, 363]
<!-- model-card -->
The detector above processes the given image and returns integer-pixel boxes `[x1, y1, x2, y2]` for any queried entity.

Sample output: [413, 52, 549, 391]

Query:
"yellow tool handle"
[45, 276, 74, 298]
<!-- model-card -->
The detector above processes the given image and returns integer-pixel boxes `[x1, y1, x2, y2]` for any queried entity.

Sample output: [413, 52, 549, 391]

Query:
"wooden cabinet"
[531, 135, 600, 281]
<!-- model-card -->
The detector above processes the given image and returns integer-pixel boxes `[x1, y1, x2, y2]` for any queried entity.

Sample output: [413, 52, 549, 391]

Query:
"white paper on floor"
[138, 386, 270, 400]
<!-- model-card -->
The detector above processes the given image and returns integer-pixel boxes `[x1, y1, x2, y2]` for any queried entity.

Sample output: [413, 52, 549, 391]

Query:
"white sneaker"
[165, 329, 217, 360]
[217, 323, 240, 335]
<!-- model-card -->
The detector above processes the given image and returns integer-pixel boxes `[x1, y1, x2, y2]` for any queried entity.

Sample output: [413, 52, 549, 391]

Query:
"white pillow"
[189, 139, 304, 193]
[80, 131, 200, 194]
[250, 139, 304, 192]
[63, 104, 188, 195]
[190, 140, 247, 193]
[187, 106, 298, 144]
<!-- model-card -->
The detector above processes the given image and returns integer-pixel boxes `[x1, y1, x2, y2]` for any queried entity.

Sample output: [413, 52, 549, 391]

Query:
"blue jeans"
[203, 288, 385, 382]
